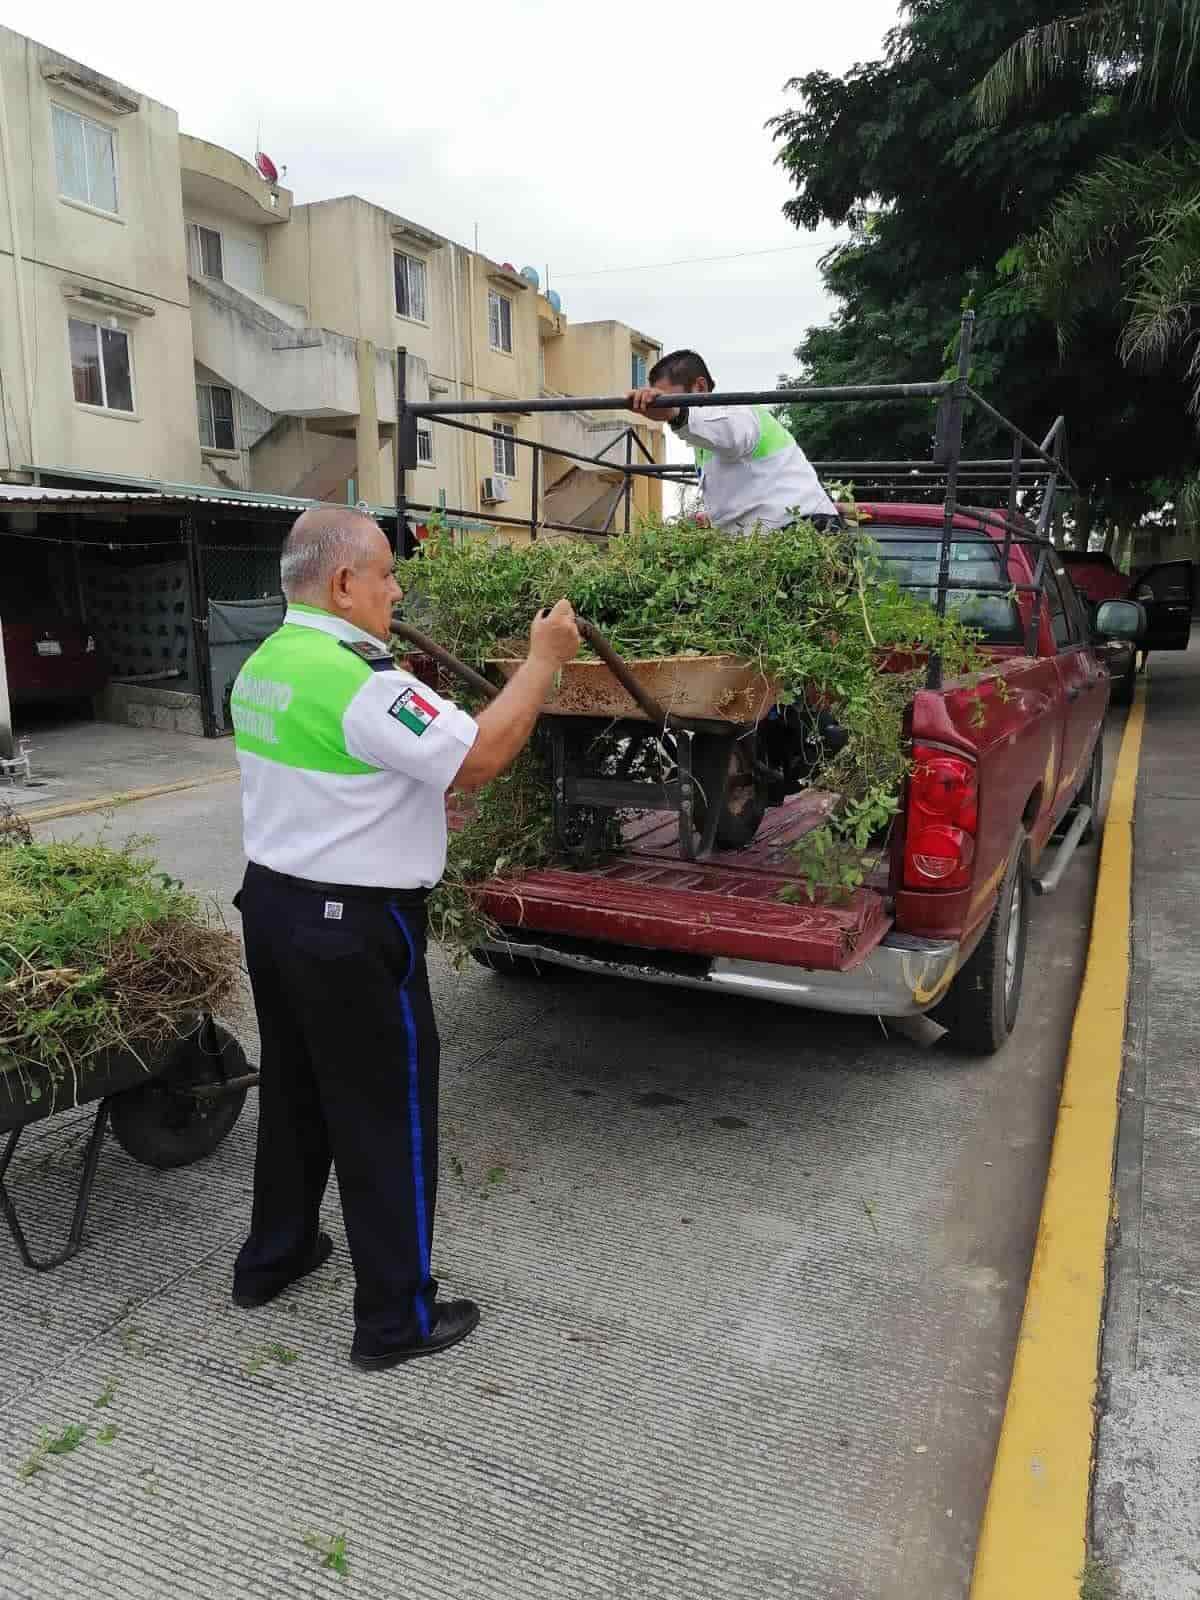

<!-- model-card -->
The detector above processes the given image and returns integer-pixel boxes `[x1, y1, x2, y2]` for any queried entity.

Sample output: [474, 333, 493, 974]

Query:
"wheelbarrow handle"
[392, 614, 672, 728]
[390, 619, 500, 702]
[576, 618, 671, 728]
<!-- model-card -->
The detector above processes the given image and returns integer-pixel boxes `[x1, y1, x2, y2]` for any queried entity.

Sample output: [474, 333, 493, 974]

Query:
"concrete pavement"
[1094, 638, 1200, 1599]
[0, 723, 1121, 1599]
[1, 706, 235, 819]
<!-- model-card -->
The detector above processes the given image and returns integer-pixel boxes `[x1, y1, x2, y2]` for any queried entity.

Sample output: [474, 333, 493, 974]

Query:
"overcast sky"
[9, 0, 901, 396]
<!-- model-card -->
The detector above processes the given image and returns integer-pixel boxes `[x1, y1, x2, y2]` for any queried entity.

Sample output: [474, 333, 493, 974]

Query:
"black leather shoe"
[350, 1298, 481, 1370]
[232, 1232, 334, 1309]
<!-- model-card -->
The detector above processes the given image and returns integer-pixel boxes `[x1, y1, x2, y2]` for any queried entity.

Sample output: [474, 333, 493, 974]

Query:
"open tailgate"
[474, 794, 894, 974]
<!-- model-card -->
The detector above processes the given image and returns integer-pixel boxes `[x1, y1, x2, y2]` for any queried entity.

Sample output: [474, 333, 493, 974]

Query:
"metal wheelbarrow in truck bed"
[394, 616, 781, 861]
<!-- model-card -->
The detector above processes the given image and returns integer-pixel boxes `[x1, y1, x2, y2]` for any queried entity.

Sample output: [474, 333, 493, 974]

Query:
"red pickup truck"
[470, 502, 1140, 1055]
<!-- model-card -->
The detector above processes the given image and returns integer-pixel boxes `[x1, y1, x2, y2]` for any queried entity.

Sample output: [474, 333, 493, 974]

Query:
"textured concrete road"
[0, 731, 1117, 1600]
[1095, 639, 1200, 1600]
[3, 705, 235, 815]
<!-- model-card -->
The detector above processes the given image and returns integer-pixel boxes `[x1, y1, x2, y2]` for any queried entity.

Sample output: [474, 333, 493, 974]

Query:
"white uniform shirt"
[232, 605, 478, 889]
[676, 405, 837, 534]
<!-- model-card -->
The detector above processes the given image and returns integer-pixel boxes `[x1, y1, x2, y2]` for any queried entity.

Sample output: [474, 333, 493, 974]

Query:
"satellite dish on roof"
[255, 151, 279, 184]
[520, 266, 540, 289]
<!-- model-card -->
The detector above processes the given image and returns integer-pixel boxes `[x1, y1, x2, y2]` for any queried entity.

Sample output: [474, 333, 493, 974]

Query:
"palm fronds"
[975, 0, 1200, 122]
[1027, 146, 1200, 405]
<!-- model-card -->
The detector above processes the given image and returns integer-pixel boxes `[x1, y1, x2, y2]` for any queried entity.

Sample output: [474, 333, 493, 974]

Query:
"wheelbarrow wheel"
[109, 1022, 249, 1170]
[693, 735, 767, 851]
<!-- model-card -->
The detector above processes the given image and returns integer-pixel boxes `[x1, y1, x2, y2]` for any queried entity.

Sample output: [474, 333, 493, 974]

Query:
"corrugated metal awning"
[0, 484, 399, 517]
[0, 485, 160, 504]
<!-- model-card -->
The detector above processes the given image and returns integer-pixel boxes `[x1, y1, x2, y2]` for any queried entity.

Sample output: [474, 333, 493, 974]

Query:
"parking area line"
[14, 767, 239, 826]
[970, 682, 1148, 1598]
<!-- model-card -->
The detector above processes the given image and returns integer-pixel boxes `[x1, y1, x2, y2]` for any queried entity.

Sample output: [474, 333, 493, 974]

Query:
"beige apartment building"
[188, 183, 665, 534]
[0, 24, 664, 540]
[0, 29, 201, 486]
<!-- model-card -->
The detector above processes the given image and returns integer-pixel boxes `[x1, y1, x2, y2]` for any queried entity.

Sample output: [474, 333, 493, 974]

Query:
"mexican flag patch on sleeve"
[388, 686, 441, 737]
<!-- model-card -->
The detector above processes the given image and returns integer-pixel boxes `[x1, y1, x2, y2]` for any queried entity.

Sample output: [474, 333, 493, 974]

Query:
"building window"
[52, 104, 118, 213]
[197, 382, 236, 450]
[631, 351, 648, 388]
[69, 317, 133, 412]
[190, 224, 224, 280]
[224, 235, 264, 294]
[394, 252, 427, 322]
[417, 422, 434, 465]
[488, 289, 513, 354]
[493, 422, 516, 477]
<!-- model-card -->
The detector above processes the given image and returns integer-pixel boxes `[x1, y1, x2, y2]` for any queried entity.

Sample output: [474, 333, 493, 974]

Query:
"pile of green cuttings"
[400, 516, 983, 958]
[0, 816, 240, 1089]
[400, 514, 972, 692]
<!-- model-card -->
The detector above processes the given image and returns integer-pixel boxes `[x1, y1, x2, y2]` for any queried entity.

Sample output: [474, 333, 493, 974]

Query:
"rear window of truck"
[863, 529, 1023, 645]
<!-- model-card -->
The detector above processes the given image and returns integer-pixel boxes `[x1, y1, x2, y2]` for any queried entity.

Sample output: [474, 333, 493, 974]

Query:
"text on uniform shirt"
[230, 674, 294, 746]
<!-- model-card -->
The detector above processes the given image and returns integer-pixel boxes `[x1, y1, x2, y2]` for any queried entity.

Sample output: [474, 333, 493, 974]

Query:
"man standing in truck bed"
[628, 349, 839, 534]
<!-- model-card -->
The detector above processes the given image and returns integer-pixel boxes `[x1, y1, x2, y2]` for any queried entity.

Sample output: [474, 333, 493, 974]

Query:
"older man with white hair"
[229, 506, 580, 1369]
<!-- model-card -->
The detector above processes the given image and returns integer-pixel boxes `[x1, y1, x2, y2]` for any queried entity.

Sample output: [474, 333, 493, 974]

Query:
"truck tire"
[109, 1022, 249, 1170]
[930, 834, 1031, 1057]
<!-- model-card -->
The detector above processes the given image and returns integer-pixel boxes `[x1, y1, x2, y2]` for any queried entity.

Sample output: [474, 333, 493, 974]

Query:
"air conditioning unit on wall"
[481, 475, 511, 504]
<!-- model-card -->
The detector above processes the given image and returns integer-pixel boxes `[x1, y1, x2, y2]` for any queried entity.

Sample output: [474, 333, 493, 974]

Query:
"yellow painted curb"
[970, 681, 1148, 1599]
[18, 767, 238, 826]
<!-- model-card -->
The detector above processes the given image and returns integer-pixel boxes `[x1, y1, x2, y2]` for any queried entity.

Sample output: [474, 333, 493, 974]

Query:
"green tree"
[770, 0, 1199, 549]
[978, 3, 1200, 418]
[976, 0, 1200, 120]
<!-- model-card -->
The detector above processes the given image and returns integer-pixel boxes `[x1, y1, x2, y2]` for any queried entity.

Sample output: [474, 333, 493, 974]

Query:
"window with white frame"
[69, 317, 133, 411]
[493, 422, 516, 477]
[417, 422, 434, 465]
[631, 351, 649, 388]
[190, 224, 224, 280]
[52, 104, 118, 213]
[394, 252, 428, 322]
[488, 289, 513, 354]
[197, 382, 236, 451]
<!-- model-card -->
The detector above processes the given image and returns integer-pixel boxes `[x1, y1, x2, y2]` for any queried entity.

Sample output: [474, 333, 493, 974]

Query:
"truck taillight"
[903, 746, 978, 891]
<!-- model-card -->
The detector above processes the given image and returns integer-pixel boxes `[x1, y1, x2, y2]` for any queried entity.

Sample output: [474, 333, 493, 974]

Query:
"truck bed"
[474, 791, 894, 973]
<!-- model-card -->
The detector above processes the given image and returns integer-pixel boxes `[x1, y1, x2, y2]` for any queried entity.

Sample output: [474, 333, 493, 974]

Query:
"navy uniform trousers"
[233, 861, 440, 1353]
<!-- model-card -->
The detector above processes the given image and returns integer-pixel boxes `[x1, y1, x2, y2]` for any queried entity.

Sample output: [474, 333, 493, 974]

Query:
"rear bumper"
[480, 930, 961, 1018]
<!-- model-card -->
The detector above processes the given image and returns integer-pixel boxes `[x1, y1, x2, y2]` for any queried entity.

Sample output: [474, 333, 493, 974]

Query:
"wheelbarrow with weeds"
[0, 812, 253, 1270]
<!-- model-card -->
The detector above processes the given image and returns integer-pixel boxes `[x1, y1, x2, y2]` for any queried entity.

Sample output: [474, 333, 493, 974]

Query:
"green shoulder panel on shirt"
[692, 406, 795, 472]
[751, 405, 796, 460]
[230, 623, 380, 774]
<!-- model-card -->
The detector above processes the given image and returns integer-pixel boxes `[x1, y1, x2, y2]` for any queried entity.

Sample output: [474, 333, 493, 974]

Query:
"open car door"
[1132, 561, 1195, 652]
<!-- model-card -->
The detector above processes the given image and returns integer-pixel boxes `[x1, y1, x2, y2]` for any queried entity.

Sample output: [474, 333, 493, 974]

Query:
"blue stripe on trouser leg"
[389, 907, 432, 1340]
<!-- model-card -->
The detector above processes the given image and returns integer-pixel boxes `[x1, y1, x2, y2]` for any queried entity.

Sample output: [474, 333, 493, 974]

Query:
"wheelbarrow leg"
[676, 729, 698, 861]
[0, 1099, 111, 1272]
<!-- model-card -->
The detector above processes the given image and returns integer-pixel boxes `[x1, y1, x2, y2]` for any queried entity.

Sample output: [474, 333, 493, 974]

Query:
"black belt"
[243, 860, 430, 908]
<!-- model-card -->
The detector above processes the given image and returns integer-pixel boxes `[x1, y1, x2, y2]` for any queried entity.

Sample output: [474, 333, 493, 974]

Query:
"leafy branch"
[402, 517, 985, 956]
